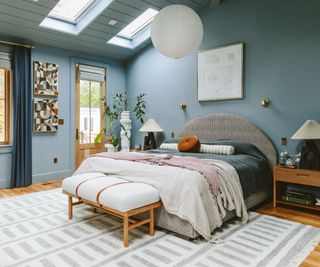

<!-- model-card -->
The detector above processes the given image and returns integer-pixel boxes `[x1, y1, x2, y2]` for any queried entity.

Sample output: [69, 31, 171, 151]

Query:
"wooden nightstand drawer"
[275, 167, 320, 186]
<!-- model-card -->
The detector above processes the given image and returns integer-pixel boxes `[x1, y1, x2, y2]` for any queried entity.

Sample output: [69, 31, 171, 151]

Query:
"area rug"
[0, 188, 319, 267]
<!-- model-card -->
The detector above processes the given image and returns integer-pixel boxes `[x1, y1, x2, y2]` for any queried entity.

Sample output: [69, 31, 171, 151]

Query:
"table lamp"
[291, 120, 320, 170]
[139, 119, 163, 150]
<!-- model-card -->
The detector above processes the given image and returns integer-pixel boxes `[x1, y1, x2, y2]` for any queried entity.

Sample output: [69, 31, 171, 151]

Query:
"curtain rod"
[0, 40, 34, 49]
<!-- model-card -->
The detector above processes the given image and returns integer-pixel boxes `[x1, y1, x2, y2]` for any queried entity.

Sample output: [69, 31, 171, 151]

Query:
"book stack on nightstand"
[281, 189, 315, 206]
[273, 165, 320, 211]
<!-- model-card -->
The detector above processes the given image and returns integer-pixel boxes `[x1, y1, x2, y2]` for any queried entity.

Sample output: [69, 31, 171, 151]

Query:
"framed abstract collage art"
[33, 61, 59, 133]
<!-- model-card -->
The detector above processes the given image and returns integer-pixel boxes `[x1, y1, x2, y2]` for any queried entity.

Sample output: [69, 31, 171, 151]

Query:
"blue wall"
[126, 0, 320, 154]
[0, 44, 126, 188]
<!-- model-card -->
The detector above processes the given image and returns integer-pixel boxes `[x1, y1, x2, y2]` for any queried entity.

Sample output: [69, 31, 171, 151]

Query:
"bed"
[75, 114, 277, 239]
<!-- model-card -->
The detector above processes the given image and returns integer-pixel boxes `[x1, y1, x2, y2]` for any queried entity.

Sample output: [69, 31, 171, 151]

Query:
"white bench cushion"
[62, 173, 160, 212]
[98, 183, 160, 212]
[62, 173, 109, 196]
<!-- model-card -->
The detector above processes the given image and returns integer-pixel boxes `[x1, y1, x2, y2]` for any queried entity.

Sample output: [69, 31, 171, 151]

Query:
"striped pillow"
[200, 144, 235, 155]
[159, 143, 178, 151]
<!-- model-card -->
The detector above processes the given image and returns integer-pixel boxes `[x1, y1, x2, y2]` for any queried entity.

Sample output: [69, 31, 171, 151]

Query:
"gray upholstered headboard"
[178, 114, 277, 170]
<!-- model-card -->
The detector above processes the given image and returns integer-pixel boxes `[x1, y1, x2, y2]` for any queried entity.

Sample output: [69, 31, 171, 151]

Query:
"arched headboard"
[178, 114, 277, 170]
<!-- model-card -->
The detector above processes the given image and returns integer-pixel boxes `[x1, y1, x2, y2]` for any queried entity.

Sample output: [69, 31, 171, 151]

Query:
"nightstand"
[273, 165, 320, 211]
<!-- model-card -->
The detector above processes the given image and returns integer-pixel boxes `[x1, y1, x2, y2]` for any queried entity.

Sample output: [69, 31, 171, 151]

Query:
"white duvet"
[74, 153, 248, 240]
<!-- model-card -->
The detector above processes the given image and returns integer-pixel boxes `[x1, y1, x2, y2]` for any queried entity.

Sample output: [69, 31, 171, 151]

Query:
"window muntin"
[48, 0, 97, 24]
[0, 68, 10, 144]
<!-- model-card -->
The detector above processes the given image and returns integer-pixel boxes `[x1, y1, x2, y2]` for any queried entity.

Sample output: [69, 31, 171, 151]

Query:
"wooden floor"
[0, 180, 319, 266]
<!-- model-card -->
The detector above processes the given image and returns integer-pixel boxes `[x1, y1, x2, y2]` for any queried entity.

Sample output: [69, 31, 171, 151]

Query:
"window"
[0, 68, 10, 144]
[48, 0, 97, 24]
[107, 8, 158, 49]
[117, 8, 158, 40]
[84, 117, 88, 131]
[79, 80, 102, 144]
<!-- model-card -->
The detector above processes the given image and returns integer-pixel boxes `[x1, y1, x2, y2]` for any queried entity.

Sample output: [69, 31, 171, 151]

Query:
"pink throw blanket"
[94, 152, 220, 197]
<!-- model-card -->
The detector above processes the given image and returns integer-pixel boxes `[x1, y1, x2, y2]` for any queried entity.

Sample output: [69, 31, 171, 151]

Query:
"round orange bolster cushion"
[178, 135, 200, 152]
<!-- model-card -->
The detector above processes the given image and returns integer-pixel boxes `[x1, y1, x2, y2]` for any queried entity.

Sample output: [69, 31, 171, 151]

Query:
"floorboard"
[0, 181, 319, 266]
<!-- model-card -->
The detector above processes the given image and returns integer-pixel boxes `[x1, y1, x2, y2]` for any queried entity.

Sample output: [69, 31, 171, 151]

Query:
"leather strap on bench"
[96, 181, 129, 206]
[75, 175, 106, 198]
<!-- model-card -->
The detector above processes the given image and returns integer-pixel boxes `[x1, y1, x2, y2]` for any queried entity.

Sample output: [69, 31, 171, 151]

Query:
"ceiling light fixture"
[151, 5, 203, 59]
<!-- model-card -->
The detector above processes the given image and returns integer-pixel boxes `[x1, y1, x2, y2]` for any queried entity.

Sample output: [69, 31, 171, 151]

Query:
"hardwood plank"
[0, 179, 62, 199]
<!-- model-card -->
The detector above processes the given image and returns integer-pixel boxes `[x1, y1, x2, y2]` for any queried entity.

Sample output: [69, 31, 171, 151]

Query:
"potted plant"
[94, 92, 146, 152]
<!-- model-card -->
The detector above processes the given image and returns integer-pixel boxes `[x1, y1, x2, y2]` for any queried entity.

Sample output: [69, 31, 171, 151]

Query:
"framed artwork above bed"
[197, 42, 244, 101]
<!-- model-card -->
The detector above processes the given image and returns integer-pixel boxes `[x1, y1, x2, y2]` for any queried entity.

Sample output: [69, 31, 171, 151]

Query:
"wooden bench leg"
[124, 215, 129, 248]
[149, 208, 154, 236]
[68, 196, 73, 220]
[92, 207, 97, 213]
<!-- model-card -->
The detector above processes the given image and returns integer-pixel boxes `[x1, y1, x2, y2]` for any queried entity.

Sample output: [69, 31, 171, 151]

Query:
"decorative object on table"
[139, 119, 163, 150]
[279, 151, 289, 165]
[151, 4, 203, 59]
[197, 43, 244, 101]
[279, 151, 300, 168]
[134, 144, 142, 151]
[33, 97, 58, 132]
[105, 143, 119, 152]
[33, 61, 59, 96]
[260, 98, 270, 107]
[291, 119, 320, 170]
[94, 93, 146, 151]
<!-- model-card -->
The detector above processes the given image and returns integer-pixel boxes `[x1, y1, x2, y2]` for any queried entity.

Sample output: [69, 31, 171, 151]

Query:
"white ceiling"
[0, 0, 217, 61]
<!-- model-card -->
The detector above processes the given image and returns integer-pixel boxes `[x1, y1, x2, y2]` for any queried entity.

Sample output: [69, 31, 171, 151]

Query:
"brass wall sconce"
[179, 102, 187, 110]
[261, 98, 270, 107]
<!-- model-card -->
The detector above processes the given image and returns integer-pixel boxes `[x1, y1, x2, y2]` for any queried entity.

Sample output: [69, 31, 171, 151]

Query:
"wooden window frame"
[0, 70, 10, 145]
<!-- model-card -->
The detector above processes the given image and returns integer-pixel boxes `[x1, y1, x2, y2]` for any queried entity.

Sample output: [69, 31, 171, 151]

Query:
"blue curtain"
[11, 47, 32, 188]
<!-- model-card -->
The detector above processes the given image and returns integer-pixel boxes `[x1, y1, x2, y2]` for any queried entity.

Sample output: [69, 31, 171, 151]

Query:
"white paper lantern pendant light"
[151, 4, 204, 59]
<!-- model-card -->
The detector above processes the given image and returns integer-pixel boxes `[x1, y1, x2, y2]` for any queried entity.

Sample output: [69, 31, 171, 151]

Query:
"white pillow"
[200, 144, 235, 155]
[159, 143, 178, 151]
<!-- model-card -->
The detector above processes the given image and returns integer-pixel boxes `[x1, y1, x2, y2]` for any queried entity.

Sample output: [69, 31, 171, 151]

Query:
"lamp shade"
[291, 120, 320, 140]
[139, 119, 163, 132]
[151, 4, 203, 59]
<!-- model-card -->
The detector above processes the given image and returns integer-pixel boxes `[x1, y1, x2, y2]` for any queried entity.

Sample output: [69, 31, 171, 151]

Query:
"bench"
[62, 173, 161, 247]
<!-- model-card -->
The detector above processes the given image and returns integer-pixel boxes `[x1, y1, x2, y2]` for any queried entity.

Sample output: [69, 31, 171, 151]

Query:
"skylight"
[48, 0, 97, 24]
[117, 8, 158, 40]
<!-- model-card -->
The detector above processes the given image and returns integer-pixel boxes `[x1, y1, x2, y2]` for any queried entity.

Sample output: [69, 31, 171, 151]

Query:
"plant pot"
[105, 143, 119, 152]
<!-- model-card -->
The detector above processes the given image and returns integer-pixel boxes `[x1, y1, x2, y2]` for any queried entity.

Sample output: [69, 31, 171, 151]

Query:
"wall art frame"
[197, 42, 244, 101]
[33, 97, 58, 133]
[33, 61, 59, 96]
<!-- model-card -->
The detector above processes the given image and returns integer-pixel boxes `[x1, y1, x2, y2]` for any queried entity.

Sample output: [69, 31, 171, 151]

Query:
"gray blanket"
[148, 139, 272, 198]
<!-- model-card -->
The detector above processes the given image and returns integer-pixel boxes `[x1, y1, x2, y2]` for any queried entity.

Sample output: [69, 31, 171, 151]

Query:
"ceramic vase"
[120, 111, 131, 152]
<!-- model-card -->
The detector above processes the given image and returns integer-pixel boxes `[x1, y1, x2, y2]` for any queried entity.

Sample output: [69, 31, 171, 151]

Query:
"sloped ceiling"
[0, 0, 214, 61]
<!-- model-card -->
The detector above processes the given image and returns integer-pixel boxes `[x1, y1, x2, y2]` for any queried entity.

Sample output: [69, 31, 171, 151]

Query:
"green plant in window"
[94, 92, 146, 146]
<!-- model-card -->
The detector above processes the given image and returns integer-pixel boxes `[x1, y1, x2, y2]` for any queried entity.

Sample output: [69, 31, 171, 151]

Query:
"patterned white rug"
[0, 188, 319, 267]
